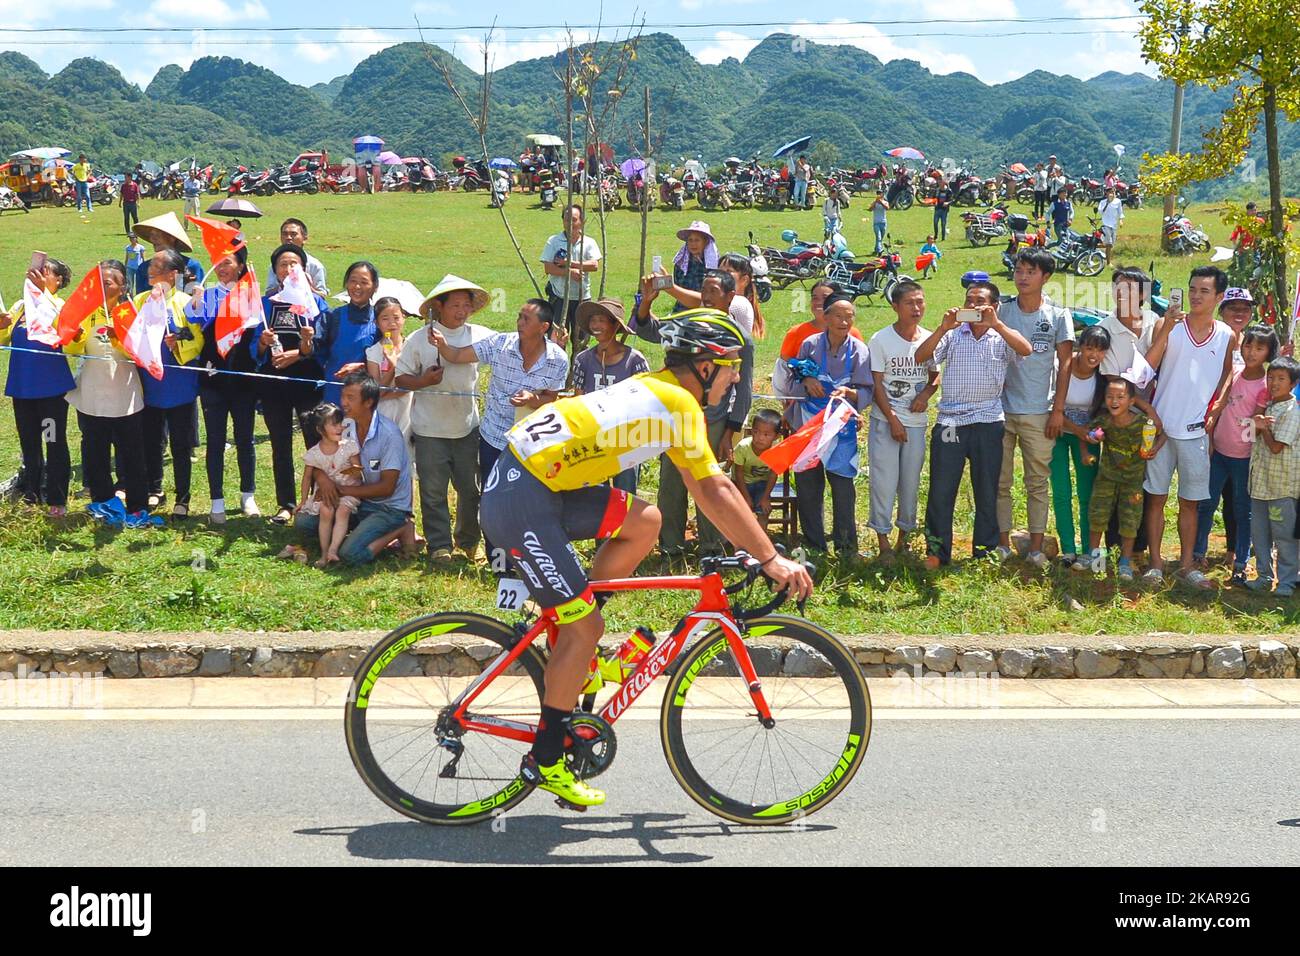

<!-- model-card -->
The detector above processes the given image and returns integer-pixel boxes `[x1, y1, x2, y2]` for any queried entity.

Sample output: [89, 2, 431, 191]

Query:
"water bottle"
[581, 627, 657, 694]
[1141, 420, 1157, 458]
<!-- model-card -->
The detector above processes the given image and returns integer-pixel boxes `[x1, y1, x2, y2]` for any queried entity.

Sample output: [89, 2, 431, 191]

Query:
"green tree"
[1139, 0, 1300, 331]
[809, 139, 840, 171]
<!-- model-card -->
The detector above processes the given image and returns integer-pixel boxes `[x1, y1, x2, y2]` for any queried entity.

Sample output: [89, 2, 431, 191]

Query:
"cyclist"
[442, 308, 814, 808]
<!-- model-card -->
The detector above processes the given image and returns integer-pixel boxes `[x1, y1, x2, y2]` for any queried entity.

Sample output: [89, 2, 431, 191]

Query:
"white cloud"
[918, 0, 1018, 16]
[294, 41, 337, 65]
[145, 0, 268, 26]
[343, 27, 400, 62]
[693, 31, 761, 65]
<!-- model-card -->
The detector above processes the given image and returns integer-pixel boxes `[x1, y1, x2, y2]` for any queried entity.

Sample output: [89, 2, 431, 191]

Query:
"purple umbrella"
[376, 151, 404, 165]
[620, 157, 646, 180]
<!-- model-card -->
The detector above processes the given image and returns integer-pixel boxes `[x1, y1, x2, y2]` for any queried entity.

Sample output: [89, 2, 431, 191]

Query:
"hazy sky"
[0, 0, 1155, 90]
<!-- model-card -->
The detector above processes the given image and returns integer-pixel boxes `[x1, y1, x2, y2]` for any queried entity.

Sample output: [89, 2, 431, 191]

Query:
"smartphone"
[956, 308, 981, 323]
[29, 250, 47, 274]
[1168, 288, 1183, 312]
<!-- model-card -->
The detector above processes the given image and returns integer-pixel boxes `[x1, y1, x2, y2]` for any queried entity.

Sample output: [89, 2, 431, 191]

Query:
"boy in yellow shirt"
[731, 408, 782, 519]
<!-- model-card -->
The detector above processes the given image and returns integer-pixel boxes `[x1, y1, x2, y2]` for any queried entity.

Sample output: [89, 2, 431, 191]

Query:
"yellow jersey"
[506, 369, 723, 491]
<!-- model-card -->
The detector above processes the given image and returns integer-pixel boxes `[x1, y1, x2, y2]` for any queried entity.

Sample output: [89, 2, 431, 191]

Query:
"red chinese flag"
[110, 297, 138, 345]
[213, 266, 264, 358]
[759, 407, 828, 476]
[185, 215, 244, 264]
[55, 264, 105, 346]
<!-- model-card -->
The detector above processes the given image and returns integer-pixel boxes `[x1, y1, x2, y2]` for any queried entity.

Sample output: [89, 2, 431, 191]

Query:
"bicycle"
[344, 553, 872, 826]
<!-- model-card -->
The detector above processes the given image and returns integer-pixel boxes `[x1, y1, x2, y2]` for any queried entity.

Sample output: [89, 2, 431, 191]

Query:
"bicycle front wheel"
[660, 616, 871, 825]
[344, 613, 547, 825]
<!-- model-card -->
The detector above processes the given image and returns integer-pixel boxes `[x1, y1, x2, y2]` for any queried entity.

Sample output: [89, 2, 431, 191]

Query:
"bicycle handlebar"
[701, 550, 812, 619]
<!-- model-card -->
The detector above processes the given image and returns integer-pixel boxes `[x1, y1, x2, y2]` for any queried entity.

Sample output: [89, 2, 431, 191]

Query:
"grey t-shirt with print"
[998, 295, 1073, 415]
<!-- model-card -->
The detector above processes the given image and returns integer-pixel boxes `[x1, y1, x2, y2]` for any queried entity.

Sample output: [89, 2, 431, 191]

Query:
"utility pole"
[1162, 18, 1192, 222]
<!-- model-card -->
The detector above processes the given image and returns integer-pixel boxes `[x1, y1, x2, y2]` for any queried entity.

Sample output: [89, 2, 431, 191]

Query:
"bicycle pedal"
[554, 797, 588, 813]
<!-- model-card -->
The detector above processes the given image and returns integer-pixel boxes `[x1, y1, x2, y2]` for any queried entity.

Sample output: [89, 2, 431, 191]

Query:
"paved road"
[3, 718, 1298, 865]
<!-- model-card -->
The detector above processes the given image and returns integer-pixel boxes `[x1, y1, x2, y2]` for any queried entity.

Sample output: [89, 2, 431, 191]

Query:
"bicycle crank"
[564, 713, 617, 779]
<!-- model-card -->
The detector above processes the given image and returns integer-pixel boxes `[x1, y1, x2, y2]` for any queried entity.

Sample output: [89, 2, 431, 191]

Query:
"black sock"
[532, 705, 570, 766]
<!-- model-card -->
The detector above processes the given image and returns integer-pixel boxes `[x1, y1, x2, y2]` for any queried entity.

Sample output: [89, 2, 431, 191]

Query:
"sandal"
[172, 503, 189, 519]
[1177, 568, 1215, 591]
[146, 493, 164, 510]
[271, 507, 293, 525]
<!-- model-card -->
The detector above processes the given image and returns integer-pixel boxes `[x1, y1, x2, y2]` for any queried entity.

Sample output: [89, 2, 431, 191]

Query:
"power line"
[0, 30, 1145, 47]
[0, 14, 1149, 34]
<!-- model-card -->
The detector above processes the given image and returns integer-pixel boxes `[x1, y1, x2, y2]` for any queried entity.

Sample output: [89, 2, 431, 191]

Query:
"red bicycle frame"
[448, 571, 775, 743]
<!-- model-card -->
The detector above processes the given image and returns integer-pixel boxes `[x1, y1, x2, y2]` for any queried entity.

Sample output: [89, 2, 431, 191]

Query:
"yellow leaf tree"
[1139, 0, 1300, 328]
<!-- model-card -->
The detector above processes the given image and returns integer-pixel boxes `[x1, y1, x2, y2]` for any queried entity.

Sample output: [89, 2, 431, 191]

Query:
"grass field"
[1, 188, 1297, 635]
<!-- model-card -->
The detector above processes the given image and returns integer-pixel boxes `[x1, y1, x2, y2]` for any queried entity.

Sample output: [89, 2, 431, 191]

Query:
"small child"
[1079, 377, 1164, 582]
[365, 296, 411, 438]
[1197, 324, 1274, 582]
[919, 236, 942, 277]
[297, 403, 363, 568]
[731, 408, 782, 519]
[1247, 356, 1300, 595]
[125, 233, 146, 295]
[1052, 326, 1110, 566]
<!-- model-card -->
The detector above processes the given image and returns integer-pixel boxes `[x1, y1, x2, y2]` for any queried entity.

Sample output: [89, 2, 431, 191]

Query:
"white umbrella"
[526, 134, 564, 147]
[11, 147, 71, 161]
[334, 278, 426, 317]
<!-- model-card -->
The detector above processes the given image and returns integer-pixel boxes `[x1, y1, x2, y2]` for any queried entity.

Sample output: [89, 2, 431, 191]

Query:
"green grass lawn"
[1, 190, 1297, 635]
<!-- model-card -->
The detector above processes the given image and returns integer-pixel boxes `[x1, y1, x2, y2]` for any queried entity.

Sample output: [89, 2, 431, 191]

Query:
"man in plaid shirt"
[1247, 356, 1300, 595]
[914, 281, 1032, 567]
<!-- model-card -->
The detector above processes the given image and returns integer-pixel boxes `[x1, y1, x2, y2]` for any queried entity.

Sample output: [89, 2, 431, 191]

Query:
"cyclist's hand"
[763, 554, 813, 602]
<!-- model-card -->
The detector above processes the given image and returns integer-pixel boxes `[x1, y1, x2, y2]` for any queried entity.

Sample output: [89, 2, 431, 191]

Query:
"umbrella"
[489, 157, 519, 170]
[376, 151, 404, 165]
[773, 136, 812, 159]
[724, 157, 743, 166]
[12, 147, 71, 161]
[353, 136, 385, 146]
[619, 157, 646, 180]
[399, 156, 422, 164]
[526, 134, 564, 147]
[333, 278, 425, 317]
[883, 147, 926, 161]
[42, 158, 72, 169]
[205, 197, 264, 219]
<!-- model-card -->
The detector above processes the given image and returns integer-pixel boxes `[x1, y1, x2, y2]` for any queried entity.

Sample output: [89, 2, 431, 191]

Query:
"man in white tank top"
[1141, 267, 1236, 589]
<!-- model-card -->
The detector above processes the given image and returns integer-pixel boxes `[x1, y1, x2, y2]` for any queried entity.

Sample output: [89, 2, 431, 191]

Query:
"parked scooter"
[491, 169, 511, 207]
[746, 232, 773, 304]
[258, 164, 320, 195]
[961, 203, 1010, 246]
[698, 179, 732, 212]
[1163, 208, 1210, 255]
[452, 156, 491, 191]
[823, 236, 910, 304]
[659, 173, 685, 211]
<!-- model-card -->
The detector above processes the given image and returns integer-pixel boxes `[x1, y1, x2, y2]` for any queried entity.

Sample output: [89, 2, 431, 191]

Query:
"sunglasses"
[709, 357, 741, 368]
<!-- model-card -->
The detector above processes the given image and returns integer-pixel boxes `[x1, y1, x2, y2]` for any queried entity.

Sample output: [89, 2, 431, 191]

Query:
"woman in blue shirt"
[253, 243, 329, 524]
[0, 258, 74, 514]
[318, 261, 380, 405]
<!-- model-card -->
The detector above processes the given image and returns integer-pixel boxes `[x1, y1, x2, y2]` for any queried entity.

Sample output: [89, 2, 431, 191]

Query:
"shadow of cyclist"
[298, 812, 832, 865]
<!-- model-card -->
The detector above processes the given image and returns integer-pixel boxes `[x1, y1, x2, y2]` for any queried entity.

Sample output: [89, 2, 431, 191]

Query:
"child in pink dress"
[297, 403, 362, 567]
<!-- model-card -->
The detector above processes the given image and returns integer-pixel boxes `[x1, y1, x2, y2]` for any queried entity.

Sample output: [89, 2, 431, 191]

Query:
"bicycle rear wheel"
[344, 613, 546, 825]
[660, 616, 871, 825]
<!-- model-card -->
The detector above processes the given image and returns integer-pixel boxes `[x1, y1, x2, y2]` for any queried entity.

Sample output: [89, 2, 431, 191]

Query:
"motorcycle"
[1069, 218, 1109, 277]
[320, 170, 361, 193]
[961, 203, 1010, 246]
[627, 173, 654, 209]
[658, 174, 685, 212]
[949, 167, 985, 207]
[697, 179, 732, 212]
[1163, 209, 1211, 255]
[491, 169, 511, 207]
[746, 232, 773, 304]
[838, 163, 889, 195]
[823, 236, 910, 304]
[452, 156, 491, 191]
[89, 176, 118, 206]
[0, 185, 30, 214]
[1002, 214, 1050, 274]
[598, 175, 623, 209]
[725, 177, 755, 209]
[259, 164, 320, 195]
[762, 229, 828, 289]
[885, 166, 915, 210]
[226, 165, 259, 196]
[1116, 177, 1141, 209]
[538, 167, 557, 209]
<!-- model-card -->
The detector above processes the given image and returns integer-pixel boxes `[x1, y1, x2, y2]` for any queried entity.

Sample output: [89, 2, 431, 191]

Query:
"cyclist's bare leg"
[543, 611, 605, 708]
[590, 497, 661, 581]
